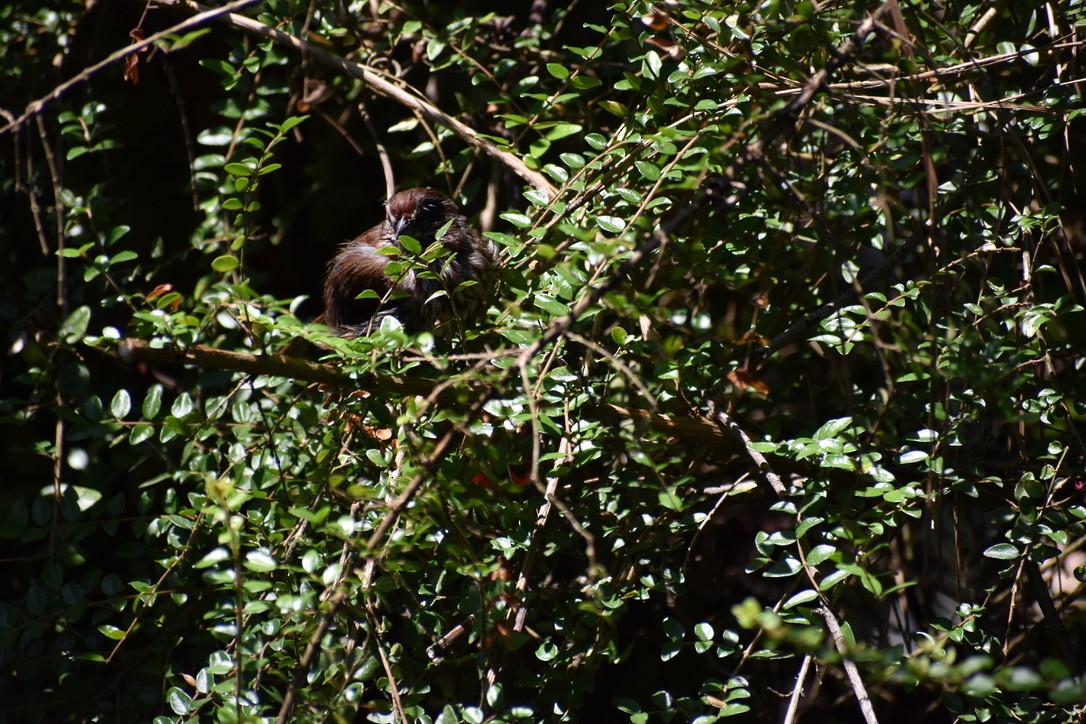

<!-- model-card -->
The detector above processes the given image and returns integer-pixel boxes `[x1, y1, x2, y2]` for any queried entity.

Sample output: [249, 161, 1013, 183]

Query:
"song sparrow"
[321, 188, 500, 336]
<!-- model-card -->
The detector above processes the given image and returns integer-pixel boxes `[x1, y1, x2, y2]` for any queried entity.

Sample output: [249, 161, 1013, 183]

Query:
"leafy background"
[2, 0, 1086, 722]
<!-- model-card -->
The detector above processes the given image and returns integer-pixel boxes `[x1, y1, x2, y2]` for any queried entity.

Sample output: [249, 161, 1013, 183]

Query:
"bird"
[320, 188, 500, 337]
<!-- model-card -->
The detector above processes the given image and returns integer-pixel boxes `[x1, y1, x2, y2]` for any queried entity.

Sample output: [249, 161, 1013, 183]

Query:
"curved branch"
[152, 0, 557, 195]
[0, 0, 262, 136]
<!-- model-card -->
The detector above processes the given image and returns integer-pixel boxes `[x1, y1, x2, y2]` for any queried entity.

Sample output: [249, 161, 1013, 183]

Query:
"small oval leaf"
[983, 543, 1020, 560]
[212, 255, 239, 273]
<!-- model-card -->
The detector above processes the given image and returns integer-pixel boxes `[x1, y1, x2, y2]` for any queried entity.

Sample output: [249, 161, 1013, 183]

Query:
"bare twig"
[816, 607, 880, 724]
[426, 615, 475, 662]
[275, 586, 350, 724]
[713, 408, 787, 497]
[1024, 560, 1082, 671]
[782, 653, 814, 724]
[358, 101, 396, 199]
[361, 558, 408, 723]
[37, 111, 67, 558]
[715, 380, 877, 723]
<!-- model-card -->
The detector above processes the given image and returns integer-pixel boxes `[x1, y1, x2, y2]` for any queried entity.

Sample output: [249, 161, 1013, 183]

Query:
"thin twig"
[782, 653, 814, 724]
[37, 111, 68, 557]
[112, 340, 743, 462]
[358, 101, 396, 199]
[275, 586, 350, 723]
[361, 557, 408, 723]
[816, 607, 880, 724]
[713, 409, 787, 497]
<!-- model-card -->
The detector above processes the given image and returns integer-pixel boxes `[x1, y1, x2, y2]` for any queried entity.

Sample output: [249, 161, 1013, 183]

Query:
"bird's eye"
[416, 199, 441, 221]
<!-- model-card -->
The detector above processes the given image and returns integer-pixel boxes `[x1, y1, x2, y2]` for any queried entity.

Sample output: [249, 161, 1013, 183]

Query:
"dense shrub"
[2, 1, 1085, 721]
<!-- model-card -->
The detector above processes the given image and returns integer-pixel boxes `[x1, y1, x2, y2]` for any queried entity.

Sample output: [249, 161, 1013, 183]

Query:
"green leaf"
[129, 424, 154, 445]
[107, 225, 131, 245]
[171, 393, 194, 418]
[223, 162, 253, 177]
[805, 544, 835, 566]
[560, 152, 585, 168]
[59, 306, 92, 343]
[899, 450, 928, 464]
[543, 164, 569, 183]
[166, 687, 192, 715]
[813, 417, 853, 440]
[635, 161, 661, 181]
[212, 255, 239, 272]
[244, 549, 277, 572]
[545, 63, 570, 80]
[398, 234, 421, 255]
[983, 543, 1019, 560]
[426, 37, 445, 61]
[278, 115, 308, 132]
[596, 216, 625, 233]
[501, 212, 532, 228]
[599, 100, 629, 117]
[484, 232, 519, 248]
[110, 389, 131, 419]
[533, 294, 571, 317]
[658, 488, 683, 511]
[569, 75, 602, 90]
[142, 385, 163, 419]
[783, 590, 819, 609]
[544, 122, 582, 141]
[584, 133, 608, 150]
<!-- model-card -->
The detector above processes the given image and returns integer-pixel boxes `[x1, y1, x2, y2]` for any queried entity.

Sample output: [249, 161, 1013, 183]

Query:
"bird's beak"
[391, 216, 408, 241]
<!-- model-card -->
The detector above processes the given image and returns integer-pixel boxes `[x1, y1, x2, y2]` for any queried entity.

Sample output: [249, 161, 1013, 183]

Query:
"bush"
[2, 1, 1085, 721]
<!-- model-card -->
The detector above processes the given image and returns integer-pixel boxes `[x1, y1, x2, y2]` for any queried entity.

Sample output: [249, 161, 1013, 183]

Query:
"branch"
[117, 339, 852, 486]
[151, 0, 557, 195]
[0, 0, 262, 136]
[786, 39, 1086, 95]
[817, 606, 880, 724]
[713, 409, 787, 497]
[275, 586, 349, 724]
[719, 390, 879, 723]
[118, 337, 420, 390]
[782, 653, 814, 724]
[114, 338, 726, 442]
[510, 2, 893, 370]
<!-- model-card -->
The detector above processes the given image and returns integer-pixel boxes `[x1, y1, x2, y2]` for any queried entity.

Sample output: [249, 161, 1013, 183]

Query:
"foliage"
[2, 0, 1086, 721]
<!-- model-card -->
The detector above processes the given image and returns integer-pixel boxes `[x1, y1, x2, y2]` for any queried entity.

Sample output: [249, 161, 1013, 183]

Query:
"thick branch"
[118, 338, 431, 393]
[116, 339, 726, 441]
[117, 339, 833, 482]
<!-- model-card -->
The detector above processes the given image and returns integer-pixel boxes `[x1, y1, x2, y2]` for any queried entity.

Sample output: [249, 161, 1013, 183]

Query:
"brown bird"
[321, 188, 500, 337]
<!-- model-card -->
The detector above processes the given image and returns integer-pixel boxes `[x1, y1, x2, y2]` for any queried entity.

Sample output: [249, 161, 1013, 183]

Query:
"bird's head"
[385, 188, 460, 244]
